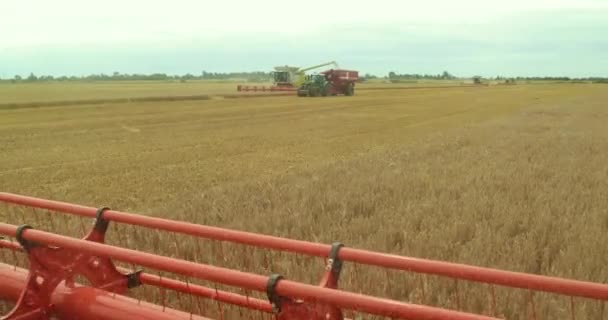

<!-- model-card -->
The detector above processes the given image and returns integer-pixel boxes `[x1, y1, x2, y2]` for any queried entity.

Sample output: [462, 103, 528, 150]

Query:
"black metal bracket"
[266, 273, 284, 313]
[126, 269, 143, 288]
[327, 242, 345, 279]
[15, 224, 35, 251]
[94, 207, 111, 233]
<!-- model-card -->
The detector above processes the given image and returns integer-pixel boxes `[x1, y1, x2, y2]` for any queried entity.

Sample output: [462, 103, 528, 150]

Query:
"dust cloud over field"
[1, 84, 607, 318]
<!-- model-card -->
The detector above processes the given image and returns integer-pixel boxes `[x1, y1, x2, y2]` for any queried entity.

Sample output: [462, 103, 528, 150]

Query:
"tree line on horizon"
[1, 71, 272, 83]
[386, 71, 608, 82]
[1, 71, 606, 83]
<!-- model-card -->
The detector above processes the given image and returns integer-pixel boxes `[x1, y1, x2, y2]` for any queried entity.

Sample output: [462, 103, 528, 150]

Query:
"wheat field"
[0, 80, 259, 104]
[1, 83, 607, 319]
[0, 79, 467, 105]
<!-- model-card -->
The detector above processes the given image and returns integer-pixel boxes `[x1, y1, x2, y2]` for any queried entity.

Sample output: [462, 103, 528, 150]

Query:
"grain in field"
[1, 83, 607, 318]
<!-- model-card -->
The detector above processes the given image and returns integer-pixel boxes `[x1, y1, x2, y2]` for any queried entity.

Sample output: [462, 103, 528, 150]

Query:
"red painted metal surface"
[322, 69, 359, 87]
[0, 263, 210, 320]
[308, 69, 359, 96]
[5, 244, 128, 319]
[0, 222, 498, 320]
[52, 287, 211, 320]
[2, 193, 608, 319]
[135, 271, 273, 313]
[2, 216, 131, 319]
[2, 193, 607, 301]
[2, 241, 273, 313]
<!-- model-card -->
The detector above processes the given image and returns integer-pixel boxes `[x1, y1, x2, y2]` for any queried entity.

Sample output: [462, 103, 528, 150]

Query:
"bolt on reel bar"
[1, 192, 608, 319]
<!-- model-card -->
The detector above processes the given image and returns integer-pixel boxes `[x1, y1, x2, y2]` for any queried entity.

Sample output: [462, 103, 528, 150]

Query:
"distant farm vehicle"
[297, 74, 329, 97]
[271, 65, 300, 88]
[237, 61, 339, 92]
[273, 61, 340, 88]
[297, 69, 358, 97]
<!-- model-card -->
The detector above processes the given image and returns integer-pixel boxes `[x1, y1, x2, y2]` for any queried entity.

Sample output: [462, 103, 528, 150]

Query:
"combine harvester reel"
[1, 192, 607, 319]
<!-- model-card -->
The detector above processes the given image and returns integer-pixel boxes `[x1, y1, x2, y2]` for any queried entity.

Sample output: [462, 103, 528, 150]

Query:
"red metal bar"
[337, 249, 608, 301]
[3, 234, 271, 313]
[0, 193, 332, 256]
[0, 263, 210, 320]
[0, 263, 23, 301]
[0, 223, 497, 320]
[136, 270, 273, 313]
[2, 193, 607, 301]
[53, 287, 212, 320]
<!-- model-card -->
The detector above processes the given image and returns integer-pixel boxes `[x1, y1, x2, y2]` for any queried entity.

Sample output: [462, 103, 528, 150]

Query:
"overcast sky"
[1, 0, 607, 78]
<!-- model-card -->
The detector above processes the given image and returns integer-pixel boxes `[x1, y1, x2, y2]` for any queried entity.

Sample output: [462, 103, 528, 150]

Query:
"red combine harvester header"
[1, 192, 607, 319]
[236, 84, 296, 92]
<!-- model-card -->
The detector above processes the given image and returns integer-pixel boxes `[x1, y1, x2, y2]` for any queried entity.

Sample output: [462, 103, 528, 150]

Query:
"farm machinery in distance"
[275, 61, 339, 88]
[297, 69, 358, 97]
[236, 61, 358, 97]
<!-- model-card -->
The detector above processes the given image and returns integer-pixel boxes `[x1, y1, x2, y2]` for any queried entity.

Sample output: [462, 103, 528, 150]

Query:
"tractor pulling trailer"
[236, 61, 360, 97]
[297, 69, 359, 97]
